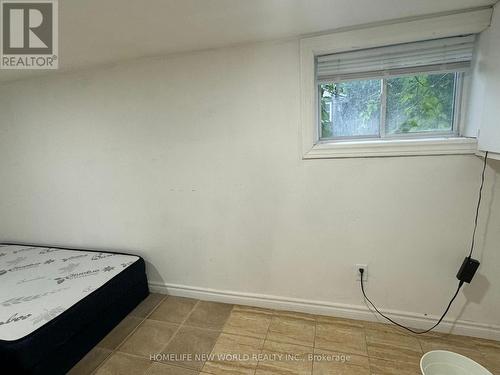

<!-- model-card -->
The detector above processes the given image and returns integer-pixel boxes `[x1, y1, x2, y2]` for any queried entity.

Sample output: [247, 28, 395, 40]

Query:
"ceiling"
[0, 0, 497, 82]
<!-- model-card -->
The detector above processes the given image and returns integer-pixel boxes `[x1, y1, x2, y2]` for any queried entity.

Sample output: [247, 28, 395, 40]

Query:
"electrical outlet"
[356, 264, 368, 282]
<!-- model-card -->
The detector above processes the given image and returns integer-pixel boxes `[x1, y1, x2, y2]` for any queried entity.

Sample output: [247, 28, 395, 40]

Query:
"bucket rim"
[420, 350, 493, 375]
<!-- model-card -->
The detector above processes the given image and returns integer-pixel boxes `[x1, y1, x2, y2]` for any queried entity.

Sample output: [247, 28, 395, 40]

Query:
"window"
[316, 36, 475, 141]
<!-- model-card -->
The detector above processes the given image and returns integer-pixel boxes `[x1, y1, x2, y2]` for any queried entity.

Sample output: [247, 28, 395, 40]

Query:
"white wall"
[1, 39, 499, 337]
[470, 4, 500, 154]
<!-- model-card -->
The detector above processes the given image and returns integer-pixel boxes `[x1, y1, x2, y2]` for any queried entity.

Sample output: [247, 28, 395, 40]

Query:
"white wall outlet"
[356, 264, 368, 282]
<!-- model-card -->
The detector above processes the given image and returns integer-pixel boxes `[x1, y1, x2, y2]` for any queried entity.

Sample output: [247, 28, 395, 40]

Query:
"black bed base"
[35, 281, 148, 375]
[0, 249, 149, 375]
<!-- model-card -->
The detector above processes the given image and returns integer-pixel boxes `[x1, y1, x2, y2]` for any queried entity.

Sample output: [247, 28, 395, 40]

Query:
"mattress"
[0, 244, 149, 374]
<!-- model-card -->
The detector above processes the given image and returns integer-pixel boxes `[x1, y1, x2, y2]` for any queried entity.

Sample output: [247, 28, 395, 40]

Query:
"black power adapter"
[456, 257, 480, 284]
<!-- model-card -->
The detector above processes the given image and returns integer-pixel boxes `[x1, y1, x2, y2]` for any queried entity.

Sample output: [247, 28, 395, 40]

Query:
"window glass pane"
[386, 73, 456, 135]
[320, 80, 381, 138]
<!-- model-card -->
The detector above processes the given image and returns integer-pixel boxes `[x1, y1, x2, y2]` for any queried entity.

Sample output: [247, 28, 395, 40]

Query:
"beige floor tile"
[362, 320, 414, 335]
[473, 337, 500, 351]
[95, 352, 152, 375]
[420, 332, 479, 349]
[64, 300, 500, 375]
[367, 342, 422, 367]
[203, 333, 264, 375]
[68, 347, 112, 375]
[274, 310, 316, 322]
[184, 301, 233, 330]
[98, 316, 144, 350]
[315, 321, 367, 356]
[312, 348, 369, 375]
[119, 320, 179, 357]
[482, 360, 500, 374]
[223, 307, 273, 339]
[414, 330, 455, 341]
[147, 362, 199, 375]
[369, 357, 421, 375]
[255, 370, 303, 375]
[476, 340, 500, 372]
[365, 328, 422, 365]
[365, 329, 421, 351]
[232, 305, 274, 315]
[162, 326, 220, 370]
[314, 348, 369, 367]
[267, 315, 315, 347]
[202, 361, 256, 375]
[257, 340, 313, 375]
[481, 361, 500, 374]
[210, 333, 265, 356]
[262, 339, 313, 355]
[130, 293, 166, 319]
[435, 333, 500, 353]
[149, 297, 198, 324]
[316, 315, 364, 328]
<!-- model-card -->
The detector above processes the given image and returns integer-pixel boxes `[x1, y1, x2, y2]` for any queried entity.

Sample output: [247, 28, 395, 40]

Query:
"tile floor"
[68, 294, 500, 375]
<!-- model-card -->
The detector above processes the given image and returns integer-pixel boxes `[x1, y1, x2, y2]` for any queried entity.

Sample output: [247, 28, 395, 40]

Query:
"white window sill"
[303, 137, 478, 159]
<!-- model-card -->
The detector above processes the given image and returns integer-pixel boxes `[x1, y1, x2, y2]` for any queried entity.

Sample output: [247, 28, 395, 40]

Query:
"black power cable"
[360, 152, 489, 334]
[468, 151, 489, 259]
[360, 270, 463, 334]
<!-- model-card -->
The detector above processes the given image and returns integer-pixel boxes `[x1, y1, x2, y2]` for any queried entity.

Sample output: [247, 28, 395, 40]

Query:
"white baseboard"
[149, 281, 500, 341]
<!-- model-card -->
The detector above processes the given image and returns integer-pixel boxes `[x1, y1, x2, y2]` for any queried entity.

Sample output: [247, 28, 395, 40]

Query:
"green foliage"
[386, 73, 455, 134]
[320, 80, 380, 138]
[320, 83, 336, 138]
[320, 72, 456, 138]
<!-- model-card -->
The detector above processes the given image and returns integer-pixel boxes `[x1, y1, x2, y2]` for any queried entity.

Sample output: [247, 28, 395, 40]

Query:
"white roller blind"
[316, 35, 475, 82]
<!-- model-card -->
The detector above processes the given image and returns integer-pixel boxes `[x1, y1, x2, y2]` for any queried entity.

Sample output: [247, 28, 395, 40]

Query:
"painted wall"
[471, 5, 500, 154]
[1, 38, 499, 336]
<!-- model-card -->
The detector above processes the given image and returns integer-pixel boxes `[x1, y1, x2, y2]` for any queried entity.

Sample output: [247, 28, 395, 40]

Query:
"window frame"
[299, 8, 491, 159]
[317, 71, 464, 142]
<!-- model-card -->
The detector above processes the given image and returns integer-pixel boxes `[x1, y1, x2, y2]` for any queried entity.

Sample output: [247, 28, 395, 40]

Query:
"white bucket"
[421, 350, 492, 375]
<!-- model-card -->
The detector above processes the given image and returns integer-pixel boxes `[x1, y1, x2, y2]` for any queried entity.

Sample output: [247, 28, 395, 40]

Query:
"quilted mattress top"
[0, 244, 139, 341]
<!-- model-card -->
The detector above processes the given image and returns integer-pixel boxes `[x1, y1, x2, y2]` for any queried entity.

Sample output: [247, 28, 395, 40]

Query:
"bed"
[0, 243, 149, 374]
